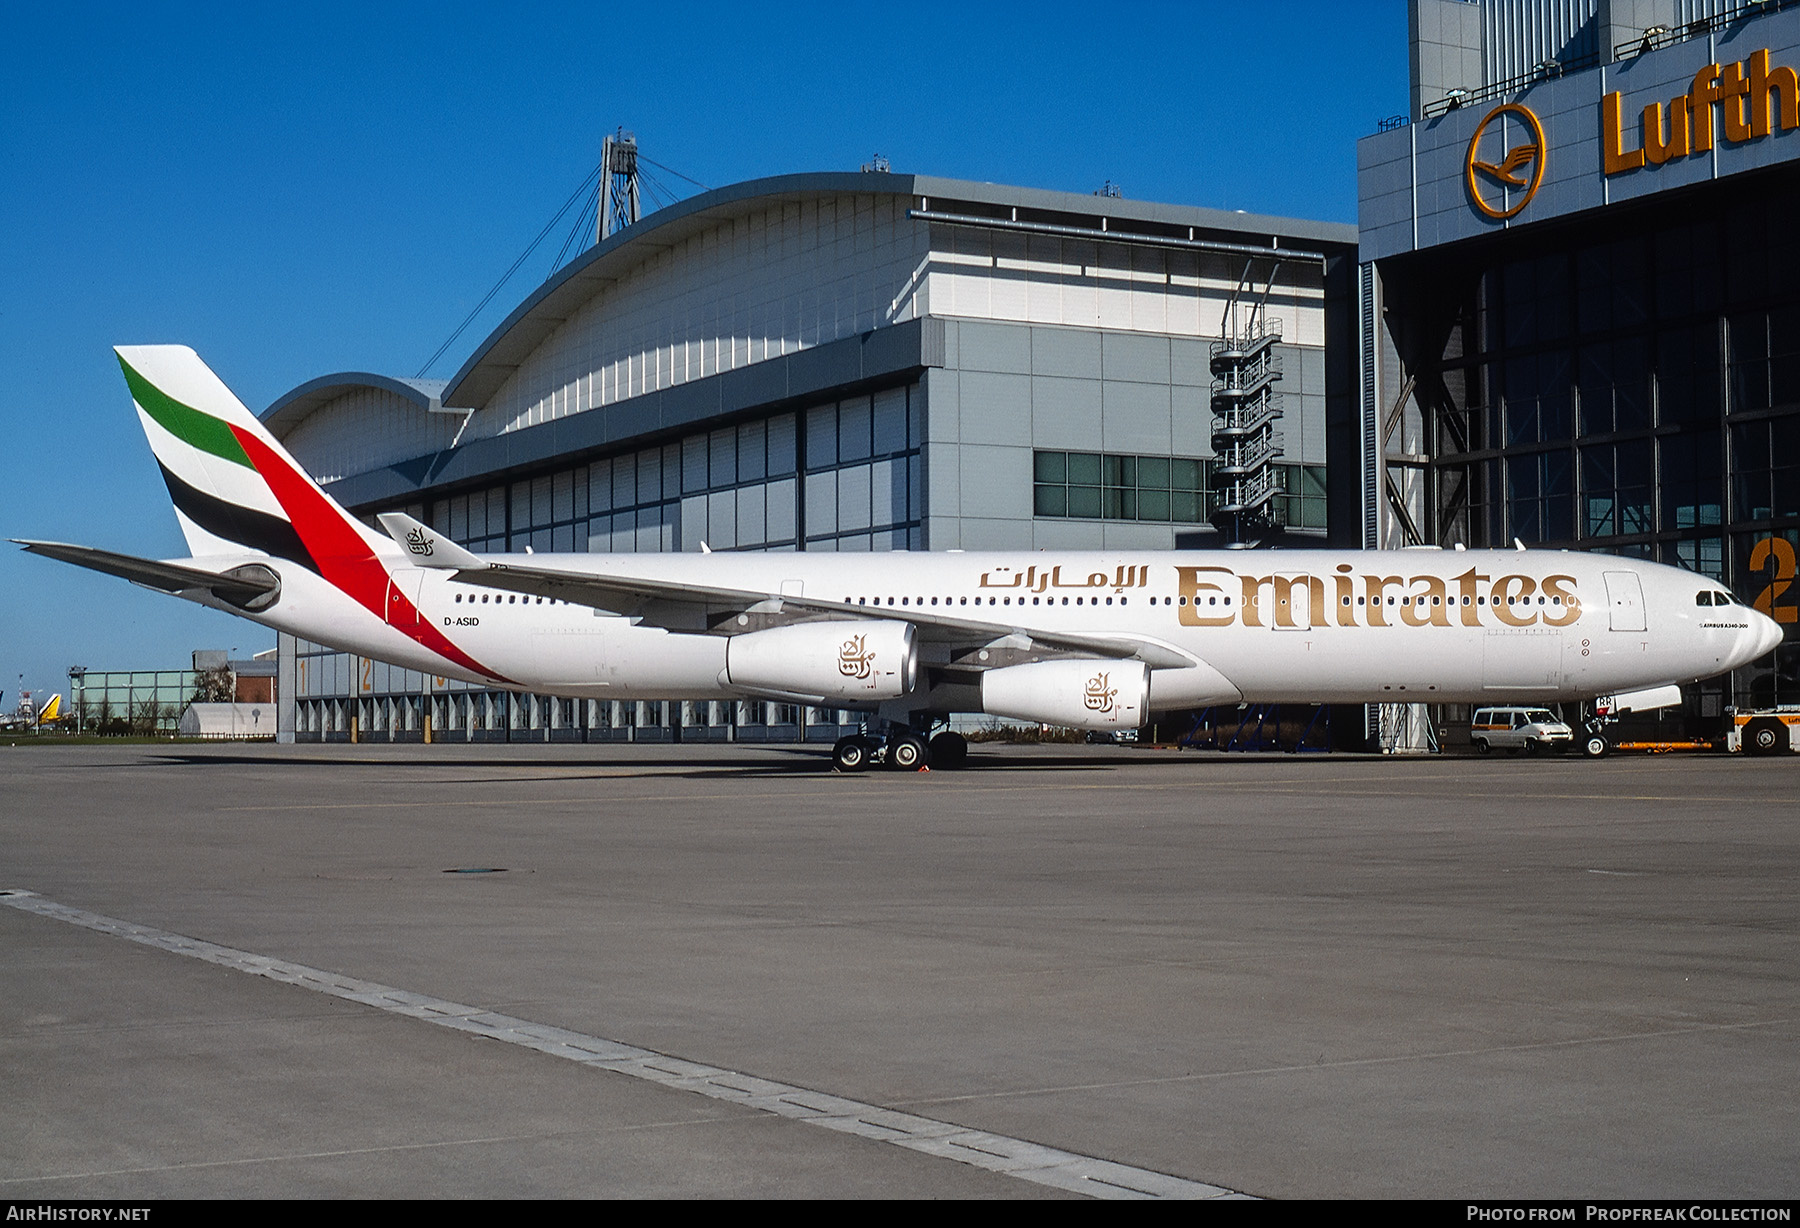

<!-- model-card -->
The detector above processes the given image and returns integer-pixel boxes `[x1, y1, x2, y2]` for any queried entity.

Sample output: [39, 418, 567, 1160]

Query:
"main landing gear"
[832, 726, 968, 773]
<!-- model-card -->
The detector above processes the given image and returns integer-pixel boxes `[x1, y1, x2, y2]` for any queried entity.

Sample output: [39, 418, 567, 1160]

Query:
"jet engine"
[724, 620, 918, 702]
[980, 659, 1149, 730]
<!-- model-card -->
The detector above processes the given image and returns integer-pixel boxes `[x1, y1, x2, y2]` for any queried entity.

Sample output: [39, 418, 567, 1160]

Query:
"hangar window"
[1034, 451, 1327, 535]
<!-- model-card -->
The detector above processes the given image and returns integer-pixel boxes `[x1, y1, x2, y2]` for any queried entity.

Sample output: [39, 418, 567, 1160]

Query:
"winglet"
[375, 513, 487, 570]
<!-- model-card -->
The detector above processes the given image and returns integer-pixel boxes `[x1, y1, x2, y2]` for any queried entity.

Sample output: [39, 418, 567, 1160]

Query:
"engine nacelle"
[725, 620, 918, 702]
[981, 659, 1149, 731]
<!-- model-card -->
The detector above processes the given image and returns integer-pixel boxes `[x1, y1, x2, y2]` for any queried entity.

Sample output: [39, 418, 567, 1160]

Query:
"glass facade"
[424, 384, 920, 556]
[68, 670, 200, 734]
[1389, 166, 1800, 707]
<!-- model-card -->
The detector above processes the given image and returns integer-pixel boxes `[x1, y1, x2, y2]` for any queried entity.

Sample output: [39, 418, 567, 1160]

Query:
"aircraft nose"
[1750, 609, 1785, 659]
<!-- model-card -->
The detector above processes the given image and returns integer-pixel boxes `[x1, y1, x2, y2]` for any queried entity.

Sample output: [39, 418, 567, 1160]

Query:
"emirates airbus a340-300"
[18, 346, 1783, 769]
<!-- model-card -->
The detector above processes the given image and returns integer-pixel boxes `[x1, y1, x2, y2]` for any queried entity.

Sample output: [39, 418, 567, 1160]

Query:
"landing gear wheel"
[928, 731, 968, 769]
[832, 736, 872, 773]
[887, 734, 929, 771]
[1582, 733, 1610, 759]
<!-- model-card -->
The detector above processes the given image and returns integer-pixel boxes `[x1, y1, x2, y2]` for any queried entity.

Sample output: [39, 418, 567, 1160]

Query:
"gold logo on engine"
[838, 634, 875, 680]
[1083, 672, 1118, 715]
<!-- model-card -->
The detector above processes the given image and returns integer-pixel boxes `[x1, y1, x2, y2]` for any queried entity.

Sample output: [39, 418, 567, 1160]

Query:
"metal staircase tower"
[1208, 314, 1286, 548]
[597, 129, 642, 241]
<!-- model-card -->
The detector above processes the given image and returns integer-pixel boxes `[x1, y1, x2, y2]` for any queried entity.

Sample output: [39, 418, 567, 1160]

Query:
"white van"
[1470, 707, 1573, 754]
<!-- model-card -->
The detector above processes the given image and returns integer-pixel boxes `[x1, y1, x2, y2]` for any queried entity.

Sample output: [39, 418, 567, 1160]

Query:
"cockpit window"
[1696, 591, 1714, 606]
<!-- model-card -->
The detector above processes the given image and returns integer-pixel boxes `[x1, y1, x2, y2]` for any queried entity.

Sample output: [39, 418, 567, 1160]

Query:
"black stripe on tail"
[157, 461, 320, 574]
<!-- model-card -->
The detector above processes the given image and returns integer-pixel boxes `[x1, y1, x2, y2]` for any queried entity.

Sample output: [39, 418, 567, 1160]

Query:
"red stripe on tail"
[229, 426, 511, 683]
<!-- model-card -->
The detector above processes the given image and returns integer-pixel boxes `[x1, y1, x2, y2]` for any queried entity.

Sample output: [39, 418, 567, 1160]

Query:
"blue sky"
[0, 1, 1406, 705]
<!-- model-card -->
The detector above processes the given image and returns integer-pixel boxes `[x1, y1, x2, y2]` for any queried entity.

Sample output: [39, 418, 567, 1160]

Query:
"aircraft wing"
[377, 515, 1195, 670]
[14, 540, 281, 606]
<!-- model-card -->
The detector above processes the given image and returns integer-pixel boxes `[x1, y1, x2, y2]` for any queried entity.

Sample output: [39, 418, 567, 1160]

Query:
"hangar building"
[270, 173, 1357, 743]
[1360, 0, 1800, 728]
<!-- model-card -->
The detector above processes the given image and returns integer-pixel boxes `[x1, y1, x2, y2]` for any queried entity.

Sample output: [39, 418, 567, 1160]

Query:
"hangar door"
[1602, 571, 1647, 632]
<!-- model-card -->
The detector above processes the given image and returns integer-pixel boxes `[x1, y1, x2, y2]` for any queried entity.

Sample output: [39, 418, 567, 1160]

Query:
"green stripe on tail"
[117, 352, 254, 469]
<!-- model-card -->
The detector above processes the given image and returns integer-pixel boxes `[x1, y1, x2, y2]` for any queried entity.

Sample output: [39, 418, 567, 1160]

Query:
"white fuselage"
[226, 548, 1780, 714]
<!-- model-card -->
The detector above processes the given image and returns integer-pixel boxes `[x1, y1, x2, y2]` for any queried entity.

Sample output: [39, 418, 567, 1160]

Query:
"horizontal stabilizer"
[375, 514, 486, 570]
[14, 540, 281, 608]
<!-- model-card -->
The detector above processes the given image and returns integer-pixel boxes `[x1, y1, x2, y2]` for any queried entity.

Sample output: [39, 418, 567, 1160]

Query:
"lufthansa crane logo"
[838, 634, 875, 680]
[1465, 103, 1547, 220]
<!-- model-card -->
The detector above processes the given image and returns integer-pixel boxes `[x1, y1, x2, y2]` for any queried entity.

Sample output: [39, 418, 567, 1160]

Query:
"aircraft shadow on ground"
[136, 746, 1420, 778]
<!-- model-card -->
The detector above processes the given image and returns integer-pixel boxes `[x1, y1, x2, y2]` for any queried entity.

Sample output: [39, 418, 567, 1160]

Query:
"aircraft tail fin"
[37, 694, 60, 724]
[115, 345, 394, 569]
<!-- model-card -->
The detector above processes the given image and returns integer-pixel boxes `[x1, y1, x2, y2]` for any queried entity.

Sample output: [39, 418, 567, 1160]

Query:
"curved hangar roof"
[436, 170, 1354, 411]
[261, 374, 458, 487]
[263, 373, 449, 437]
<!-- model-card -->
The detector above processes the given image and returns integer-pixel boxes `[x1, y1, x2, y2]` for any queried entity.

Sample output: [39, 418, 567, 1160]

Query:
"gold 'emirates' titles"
[1174, 566, 1581, 629]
